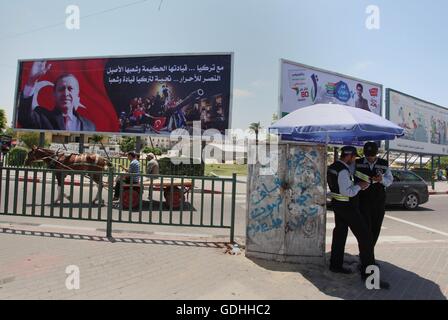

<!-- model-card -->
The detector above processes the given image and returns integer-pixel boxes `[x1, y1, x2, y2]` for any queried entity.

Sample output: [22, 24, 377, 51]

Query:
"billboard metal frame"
[13, 52, 234, 138]
[385, 88, 448, 157]
[278, 59, 384, 119]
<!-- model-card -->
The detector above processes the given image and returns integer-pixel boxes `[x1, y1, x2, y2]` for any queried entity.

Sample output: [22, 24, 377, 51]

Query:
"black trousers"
[330, 199, 375, 273]
[359, 189, 386, 247]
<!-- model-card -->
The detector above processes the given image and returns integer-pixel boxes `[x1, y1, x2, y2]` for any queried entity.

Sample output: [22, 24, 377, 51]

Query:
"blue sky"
[1, 0, 447, 131]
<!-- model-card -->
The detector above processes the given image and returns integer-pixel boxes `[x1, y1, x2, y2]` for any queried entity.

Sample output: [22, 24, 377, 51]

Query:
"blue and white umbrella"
[270, 104, 404, 145]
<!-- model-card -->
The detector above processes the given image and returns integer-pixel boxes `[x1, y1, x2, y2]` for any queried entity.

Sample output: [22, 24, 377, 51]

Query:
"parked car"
[327, 169, 429, 210]
[386, 170, 429, 209]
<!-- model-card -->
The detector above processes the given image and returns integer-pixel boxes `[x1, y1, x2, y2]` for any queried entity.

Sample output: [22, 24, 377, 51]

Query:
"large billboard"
[387, 89, 448, 155]
[14, 53, 233, 135]
[280, 60, 382, 117]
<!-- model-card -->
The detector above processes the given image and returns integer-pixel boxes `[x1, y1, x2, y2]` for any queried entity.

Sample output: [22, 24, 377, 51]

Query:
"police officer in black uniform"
[355, 142, 393, 247]
[327, 146, 374, 276]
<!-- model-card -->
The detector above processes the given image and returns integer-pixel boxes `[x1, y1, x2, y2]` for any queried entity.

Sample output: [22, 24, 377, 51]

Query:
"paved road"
[0, 176, 447, 299]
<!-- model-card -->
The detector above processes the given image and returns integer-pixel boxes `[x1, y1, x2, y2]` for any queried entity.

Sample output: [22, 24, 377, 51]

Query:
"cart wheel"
[164, 187, 185, 209]
[122, 188, 140, 209]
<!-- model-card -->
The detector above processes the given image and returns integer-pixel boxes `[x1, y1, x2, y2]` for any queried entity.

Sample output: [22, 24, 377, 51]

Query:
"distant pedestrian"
[146, 153, 160, 175]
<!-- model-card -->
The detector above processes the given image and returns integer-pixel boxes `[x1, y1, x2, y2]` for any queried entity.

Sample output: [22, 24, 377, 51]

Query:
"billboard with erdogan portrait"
[280, 59, 383, 117]
[13, 53, 233, 135]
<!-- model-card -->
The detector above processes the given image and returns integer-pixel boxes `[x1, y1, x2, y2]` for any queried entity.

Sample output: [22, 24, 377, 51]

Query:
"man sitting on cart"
[113, 151, 140, 201]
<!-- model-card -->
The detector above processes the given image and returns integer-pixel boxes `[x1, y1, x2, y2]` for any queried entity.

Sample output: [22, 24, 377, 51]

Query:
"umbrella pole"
[431, 156, 435, 191]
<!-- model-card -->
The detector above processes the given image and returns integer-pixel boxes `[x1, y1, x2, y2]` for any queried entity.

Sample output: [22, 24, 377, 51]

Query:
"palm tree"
[0, 109, 7, 133]
[271, 113, 279, 125]
[249, 122, 262, 145]
[90, 135, 104, 153]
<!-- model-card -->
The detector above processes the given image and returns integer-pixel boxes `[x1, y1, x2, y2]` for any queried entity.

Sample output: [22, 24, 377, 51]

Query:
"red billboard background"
[17, 58, 120, 132]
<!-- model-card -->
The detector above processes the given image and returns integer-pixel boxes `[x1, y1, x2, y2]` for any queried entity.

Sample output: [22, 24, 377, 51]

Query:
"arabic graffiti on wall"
[285, 148, 325, 238]
[247, 175, 284, 238]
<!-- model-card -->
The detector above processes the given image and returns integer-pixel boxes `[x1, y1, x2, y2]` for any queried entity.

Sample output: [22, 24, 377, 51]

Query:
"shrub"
[142, 146, 162, 156]
[158, 157, 204, 176]
[6, 147, 28, 167]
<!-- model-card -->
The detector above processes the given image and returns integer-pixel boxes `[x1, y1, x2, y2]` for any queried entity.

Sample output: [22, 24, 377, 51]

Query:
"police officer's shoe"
[329, 266, 352, 274]
[379, 280, 390, 290]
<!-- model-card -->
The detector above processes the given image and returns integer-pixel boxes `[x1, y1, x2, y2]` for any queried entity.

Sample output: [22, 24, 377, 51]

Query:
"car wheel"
[404, 193, 419, 210]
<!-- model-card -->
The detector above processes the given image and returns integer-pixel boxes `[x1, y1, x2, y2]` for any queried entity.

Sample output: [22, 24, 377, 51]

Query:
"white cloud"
[250, 80, 271, 88]
[234, 88, 254, 98]
[351, 61, 374, 73]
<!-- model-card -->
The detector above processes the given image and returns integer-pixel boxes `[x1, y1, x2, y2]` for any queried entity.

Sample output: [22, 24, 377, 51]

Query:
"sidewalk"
[0, 220, 446, 300]
[429, 181, 448, 195]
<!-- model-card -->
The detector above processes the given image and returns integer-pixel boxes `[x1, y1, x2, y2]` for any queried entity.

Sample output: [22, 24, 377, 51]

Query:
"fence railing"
[0, 162, 237, 242]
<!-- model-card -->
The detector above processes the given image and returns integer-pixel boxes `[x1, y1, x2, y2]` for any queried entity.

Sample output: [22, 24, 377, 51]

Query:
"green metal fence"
[0, 161, 237, 242]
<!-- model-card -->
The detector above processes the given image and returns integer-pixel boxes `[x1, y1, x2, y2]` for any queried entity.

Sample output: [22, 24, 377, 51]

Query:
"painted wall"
[246, 142, 326, 264]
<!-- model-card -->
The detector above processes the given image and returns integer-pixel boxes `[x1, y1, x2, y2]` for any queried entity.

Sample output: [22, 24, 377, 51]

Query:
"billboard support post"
[79, 134, 85, 153]
[39, 132, 45, 147]
[431, 156, 435, 190]
[136, 136, 142, 153]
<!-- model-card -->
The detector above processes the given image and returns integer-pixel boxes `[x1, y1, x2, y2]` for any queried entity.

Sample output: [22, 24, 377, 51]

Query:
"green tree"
[90, 134, 104, 153]
[271, 113, 279, 125]
[0, 109, 7, 133]
[4, 127, 16, 139]
[142, 146, 162, 156]
[119, 136, 136, 153]
[18, 132, 48, 149]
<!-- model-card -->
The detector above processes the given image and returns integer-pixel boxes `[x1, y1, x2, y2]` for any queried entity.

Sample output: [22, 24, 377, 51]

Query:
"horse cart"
[120, 178, 194, 210]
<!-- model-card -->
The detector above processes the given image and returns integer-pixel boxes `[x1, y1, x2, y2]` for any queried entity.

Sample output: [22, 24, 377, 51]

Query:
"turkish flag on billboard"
[152, 117, 166, 132]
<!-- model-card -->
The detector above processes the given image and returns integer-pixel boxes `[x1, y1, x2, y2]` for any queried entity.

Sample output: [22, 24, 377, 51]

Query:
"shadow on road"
[385, 205, 434, 212]
[0, 227, 227, 249]
[248, 253, 446, 300]
[25, 200, 196, 211]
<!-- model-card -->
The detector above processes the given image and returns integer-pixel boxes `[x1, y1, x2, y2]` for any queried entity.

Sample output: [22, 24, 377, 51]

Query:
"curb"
[429, 191, 448, 195]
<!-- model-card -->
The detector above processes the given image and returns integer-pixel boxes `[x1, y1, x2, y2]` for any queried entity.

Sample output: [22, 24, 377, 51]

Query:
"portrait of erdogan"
[17, 61, 96, 132]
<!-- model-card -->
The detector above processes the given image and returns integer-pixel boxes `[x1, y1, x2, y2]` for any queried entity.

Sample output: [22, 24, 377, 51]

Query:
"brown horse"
[25, 146, 112, 204]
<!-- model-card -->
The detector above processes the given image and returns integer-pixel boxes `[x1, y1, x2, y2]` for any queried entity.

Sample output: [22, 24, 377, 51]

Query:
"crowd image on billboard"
[119, 84, 227, 134]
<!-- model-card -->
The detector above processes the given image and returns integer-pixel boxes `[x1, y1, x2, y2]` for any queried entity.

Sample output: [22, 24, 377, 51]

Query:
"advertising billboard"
[280, 59, 383, 117]
[14, 53, 233, 135]
[387, 89, 448, 155]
